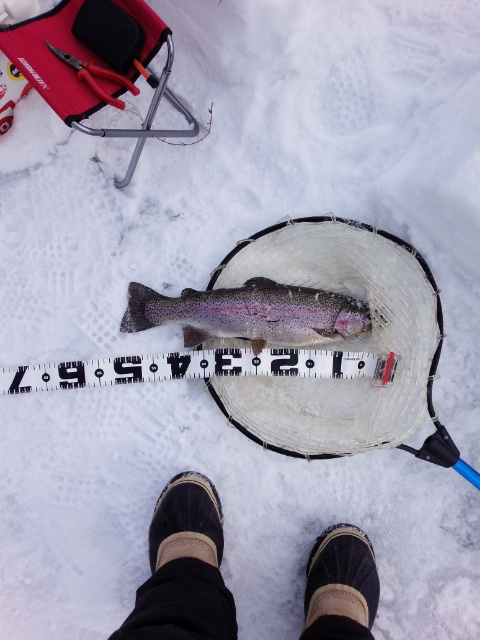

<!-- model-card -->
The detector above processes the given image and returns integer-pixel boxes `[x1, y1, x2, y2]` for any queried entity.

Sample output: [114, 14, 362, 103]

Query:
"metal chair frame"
[71, 35, 199, 188]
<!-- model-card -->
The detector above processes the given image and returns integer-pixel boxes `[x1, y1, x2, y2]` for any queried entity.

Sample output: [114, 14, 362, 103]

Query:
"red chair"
[0, 0, 199, 187]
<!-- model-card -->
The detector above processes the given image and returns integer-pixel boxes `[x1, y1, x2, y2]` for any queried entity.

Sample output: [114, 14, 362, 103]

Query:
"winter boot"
[148, 471, 224, 574]
[304, 523, 380, 631]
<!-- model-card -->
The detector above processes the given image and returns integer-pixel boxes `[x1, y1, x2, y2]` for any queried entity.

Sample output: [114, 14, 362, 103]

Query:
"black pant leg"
[300, 614, 376, 640]
[108, 558, 238, 640]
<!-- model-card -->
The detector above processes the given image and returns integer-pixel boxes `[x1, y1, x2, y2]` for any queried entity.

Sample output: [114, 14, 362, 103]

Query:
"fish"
[119, 277, 371, 355]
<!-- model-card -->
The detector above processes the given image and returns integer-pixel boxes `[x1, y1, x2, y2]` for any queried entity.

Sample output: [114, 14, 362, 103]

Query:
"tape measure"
[0, 349, 398, 396]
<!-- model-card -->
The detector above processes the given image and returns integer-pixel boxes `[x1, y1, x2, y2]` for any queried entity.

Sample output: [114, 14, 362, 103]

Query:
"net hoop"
[204, 217, 443, 459]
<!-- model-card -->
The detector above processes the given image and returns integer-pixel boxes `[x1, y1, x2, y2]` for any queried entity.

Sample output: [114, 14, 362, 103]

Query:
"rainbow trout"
[120, 277, 371, 354]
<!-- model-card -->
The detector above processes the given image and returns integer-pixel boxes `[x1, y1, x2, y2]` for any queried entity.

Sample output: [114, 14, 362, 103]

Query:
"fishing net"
[204, 217, 442, 458]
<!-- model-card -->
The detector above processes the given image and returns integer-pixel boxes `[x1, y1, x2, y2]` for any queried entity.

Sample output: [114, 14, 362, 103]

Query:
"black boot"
[304, 523, 380, 631]
[148, 471, 224, 574]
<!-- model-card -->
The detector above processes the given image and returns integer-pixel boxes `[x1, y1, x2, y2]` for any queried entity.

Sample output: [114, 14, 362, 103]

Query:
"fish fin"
[181, 287, 199, 297]
[251, 338, 267, 355]
[312, 328, 336, 338]
[183, 326, 212, 348]
[243, 277, 279, 289]
[120, 282, 165, 333]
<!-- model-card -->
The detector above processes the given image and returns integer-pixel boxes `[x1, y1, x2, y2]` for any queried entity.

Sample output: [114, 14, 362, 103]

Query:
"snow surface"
[1, 0, 479, 638]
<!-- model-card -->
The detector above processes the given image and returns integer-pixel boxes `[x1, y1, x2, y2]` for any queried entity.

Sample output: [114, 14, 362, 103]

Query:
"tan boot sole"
[304, 583, 369, 629]
[156, 531, 219, 570]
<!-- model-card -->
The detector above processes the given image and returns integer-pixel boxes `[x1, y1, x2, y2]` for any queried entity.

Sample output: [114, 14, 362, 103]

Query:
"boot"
[304, 523, 380, 631]
[148, 471, 224, 574]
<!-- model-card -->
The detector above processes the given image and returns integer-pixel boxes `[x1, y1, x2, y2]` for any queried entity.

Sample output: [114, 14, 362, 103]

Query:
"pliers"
[46, 41, 140, 110]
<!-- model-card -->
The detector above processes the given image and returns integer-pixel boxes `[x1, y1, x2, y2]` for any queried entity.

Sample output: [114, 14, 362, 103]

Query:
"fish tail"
[120, 282, 167, 333]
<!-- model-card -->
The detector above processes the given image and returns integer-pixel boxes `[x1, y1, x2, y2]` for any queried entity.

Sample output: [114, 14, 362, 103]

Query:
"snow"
[0, 0, 479, 638]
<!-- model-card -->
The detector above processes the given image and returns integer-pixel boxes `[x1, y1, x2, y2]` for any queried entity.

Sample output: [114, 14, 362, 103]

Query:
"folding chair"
[0, 0, 199, 187]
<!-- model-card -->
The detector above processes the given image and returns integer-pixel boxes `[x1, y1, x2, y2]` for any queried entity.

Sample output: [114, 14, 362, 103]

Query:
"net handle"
[398, 426, 480, 491]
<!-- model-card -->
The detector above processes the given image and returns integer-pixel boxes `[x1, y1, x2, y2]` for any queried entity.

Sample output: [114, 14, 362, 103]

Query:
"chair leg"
[114, 39, 173, 188]
[164, 87, 198, 125]
[114, 35, 199, 188]
[114, 91, 199, 188]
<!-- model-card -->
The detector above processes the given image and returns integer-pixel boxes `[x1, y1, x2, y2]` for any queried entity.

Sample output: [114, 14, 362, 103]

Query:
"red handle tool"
[78, 63, 139, 110]
[46, 41, 140, 110]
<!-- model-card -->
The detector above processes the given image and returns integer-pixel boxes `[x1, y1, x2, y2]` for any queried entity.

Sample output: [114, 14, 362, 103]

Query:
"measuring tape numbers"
[0, 349, 398, 396]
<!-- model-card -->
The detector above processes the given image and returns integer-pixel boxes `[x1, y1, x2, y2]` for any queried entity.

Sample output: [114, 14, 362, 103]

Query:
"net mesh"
[204, 219, 440, 457]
